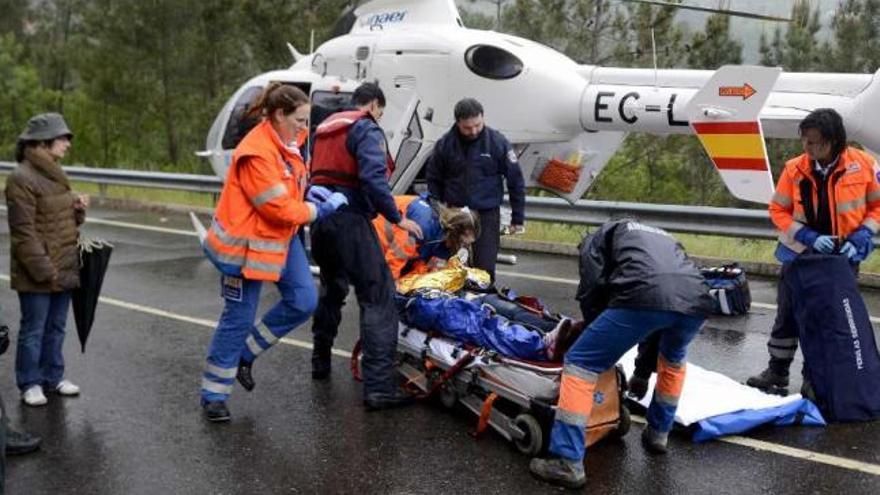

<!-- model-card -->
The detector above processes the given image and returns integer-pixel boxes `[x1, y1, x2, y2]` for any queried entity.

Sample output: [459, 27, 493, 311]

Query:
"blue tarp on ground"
[692, 398, 826, 443]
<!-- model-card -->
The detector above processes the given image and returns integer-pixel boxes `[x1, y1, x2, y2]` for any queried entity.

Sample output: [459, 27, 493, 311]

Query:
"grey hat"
[18, 113, 74, 142]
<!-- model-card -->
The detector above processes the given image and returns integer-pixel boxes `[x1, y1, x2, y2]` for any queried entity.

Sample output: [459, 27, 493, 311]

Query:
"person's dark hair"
[799, 108, 847, 157]
[454, 98, 484, 121]
[246, 82, 309, 119]
[352, 82, 386, 108]
[15, 139, 55, 162]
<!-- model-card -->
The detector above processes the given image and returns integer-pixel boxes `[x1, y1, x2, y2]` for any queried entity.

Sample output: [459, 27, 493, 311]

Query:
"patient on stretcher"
[400, 289, 585, 362]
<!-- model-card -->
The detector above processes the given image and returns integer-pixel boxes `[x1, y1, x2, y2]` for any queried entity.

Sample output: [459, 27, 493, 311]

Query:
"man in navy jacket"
[426, 98, 525, 280]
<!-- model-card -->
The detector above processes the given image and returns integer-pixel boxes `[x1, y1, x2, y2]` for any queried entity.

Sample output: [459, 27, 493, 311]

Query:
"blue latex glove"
[311, 192, 349, 222]
[812, 235, 836, 254]
[325, 192, 348, 210]
[306, 185, 332, 203]
[839, 241, 857, 260]
[847, 226, 875, 262]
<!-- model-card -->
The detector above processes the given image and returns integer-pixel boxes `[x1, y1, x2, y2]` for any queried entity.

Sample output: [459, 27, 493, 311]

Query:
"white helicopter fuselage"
[203, 0, 880, 204]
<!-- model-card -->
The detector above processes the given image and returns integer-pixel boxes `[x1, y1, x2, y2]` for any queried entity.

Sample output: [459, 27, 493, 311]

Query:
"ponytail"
[246, 82, 310, 120]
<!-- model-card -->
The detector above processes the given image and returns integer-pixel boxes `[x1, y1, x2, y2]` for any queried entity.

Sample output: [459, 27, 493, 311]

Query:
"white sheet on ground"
[618, 347, 804, 426]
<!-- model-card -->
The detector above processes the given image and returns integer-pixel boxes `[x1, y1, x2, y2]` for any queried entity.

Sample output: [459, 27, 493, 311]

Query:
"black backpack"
[701, 264, 751, 315]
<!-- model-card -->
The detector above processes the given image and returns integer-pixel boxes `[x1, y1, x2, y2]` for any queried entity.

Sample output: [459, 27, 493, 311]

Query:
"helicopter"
[199, 0, 880, 204]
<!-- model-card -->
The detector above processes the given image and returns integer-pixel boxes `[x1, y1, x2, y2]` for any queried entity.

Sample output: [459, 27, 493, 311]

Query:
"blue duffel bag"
[784, 254, 880, 422]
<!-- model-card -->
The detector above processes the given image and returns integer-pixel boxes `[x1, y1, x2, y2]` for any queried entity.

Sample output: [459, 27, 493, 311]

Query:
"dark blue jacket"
[576, 220, 715, 322]
[329, 118, 401, 223]
[426, 126, 525, 224]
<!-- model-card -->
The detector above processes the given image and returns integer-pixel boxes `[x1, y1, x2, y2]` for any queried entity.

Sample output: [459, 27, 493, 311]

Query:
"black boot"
[746, 368, 789, 394]
[202, 401, 231, 423]
[237, 358, 255, 392]
[5, 426, 41, 456]
[312, 344, 332, 380]
[529, 457, 586, 489]
[641, 426, 669, 455]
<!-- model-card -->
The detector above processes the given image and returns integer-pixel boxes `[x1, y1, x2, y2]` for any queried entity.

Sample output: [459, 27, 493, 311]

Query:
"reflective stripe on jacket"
[769, 147, 880, 254]
[310, 110, 393, 188]
[205, 120, 311, 281]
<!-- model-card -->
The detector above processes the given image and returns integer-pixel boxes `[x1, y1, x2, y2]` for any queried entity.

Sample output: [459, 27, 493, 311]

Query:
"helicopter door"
[378, 87, 420, 190]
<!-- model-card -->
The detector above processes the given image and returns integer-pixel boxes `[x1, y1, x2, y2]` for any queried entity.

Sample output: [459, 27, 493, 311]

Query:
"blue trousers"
[549, 308, 704, 461]
[201, 237, 317, 403]
[15, 291, 72, 392]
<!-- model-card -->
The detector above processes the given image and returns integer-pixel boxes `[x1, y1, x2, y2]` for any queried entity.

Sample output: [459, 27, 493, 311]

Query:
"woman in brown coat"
[6, 113, 87, 406]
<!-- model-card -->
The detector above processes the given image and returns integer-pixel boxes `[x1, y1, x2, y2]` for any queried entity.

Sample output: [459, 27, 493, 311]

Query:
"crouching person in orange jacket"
[199, 83, 347, 422]
[369, 195, 479, 280]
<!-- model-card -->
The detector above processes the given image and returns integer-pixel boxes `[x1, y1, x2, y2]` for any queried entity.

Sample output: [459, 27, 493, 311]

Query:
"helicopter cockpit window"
[221, 86, 263, 150]
[464, 44, 523, 80]
[310, 90, 354, 135]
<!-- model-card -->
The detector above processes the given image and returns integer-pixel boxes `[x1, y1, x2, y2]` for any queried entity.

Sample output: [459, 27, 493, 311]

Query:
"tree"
[759, 0, 824, 181]
[0, 34, 57, 160]
[503, 0, 617, 64]
[824, 0, 880, 73]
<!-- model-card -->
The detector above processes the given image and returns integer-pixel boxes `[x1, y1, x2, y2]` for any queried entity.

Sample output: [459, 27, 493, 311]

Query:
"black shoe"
[628, 374, 650, 400]
[529, 457, 586, 489]
[641, 426, 668, 455]
[202, 401, 231, 423]
[746, 368, 790, 394]
[237, 359, 255, 392]
[312, 346, 332, 380]
[5, 427, 41, 456]
[363, 391, 416, 411]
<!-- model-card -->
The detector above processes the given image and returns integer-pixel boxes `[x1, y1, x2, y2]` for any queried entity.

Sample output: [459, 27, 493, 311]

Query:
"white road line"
[4, 269, 872, 476]
[629, 414, 880, 476]
[0, 274, 351, 359]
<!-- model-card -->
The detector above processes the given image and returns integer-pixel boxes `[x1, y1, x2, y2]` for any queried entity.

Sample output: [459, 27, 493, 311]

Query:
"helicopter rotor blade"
[618, 0, 792, 22]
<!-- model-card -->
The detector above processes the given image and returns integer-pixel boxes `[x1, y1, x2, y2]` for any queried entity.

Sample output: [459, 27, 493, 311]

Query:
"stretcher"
[389, 324, 630, 455]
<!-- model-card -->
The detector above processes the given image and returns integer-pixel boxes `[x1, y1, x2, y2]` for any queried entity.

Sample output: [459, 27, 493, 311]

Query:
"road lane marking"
[0, 274, 352, 359]
[629, 414, 880, 476]
[1, 270, 872, 476]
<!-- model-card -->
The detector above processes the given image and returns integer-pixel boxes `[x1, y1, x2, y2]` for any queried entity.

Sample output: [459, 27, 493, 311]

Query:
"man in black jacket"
[425, 98, 525, 280]
[530, 220, 714, 489]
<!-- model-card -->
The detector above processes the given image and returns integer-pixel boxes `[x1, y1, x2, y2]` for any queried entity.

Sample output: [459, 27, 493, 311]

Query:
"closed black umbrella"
[72, 238, 113, 353]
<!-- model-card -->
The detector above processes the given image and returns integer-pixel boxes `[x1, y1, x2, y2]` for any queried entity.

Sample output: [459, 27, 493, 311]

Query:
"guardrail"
[0, 160, 786, 242]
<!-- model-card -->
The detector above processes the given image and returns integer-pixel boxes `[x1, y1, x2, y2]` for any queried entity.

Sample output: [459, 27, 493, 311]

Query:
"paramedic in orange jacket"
[199, 83, 347, 422]
[373, 196, 479, 280]
[747, 108, 880, 394]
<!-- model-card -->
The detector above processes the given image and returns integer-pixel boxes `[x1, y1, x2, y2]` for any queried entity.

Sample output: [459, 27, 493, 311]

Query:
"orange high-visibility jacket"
[205, 120, 313, 281]
[769, 147, 880, 253]
[373, 196, 424, 279]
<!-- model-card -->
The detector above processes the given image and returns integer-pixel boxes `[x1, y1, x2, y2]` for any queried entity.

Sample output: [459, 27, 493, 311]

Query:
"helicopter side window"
[464, 45, 523, 80]
[221, 86, 263, 150]
[394, 105, 423, 178]
[310, 90, 354, 135]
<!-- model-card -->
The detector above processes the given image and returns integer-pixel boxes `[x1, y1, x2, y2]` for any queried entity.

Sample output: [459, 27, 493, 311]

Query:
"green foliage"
[503, 0, 617, 64]
[0, 34, 58, 159]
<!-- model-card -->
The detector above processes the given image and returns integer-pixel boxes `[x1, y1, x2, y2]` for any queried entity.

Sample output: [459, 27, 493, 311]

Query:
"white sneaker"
[55, 379, 80, 396]
[22, 386, 48, 406]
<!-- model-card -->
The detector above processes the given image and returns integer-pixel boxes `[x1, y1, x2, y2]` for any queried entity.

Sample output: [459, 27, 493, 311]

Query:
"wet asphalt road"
[0, 206, 878, 494]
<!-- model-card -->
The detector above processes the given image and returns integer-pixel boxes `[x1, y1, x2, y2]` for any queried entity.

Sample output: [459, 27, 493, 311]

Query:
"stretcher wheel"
[439, 383, 458, 409]
[610, 404, 631, 439]
[514, 413, 543, 456]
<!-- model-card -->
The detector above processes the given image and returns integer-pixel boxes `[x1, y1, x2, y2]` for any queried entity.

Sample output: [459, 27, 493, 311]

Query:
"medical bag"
[701, 264, 751, 315]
